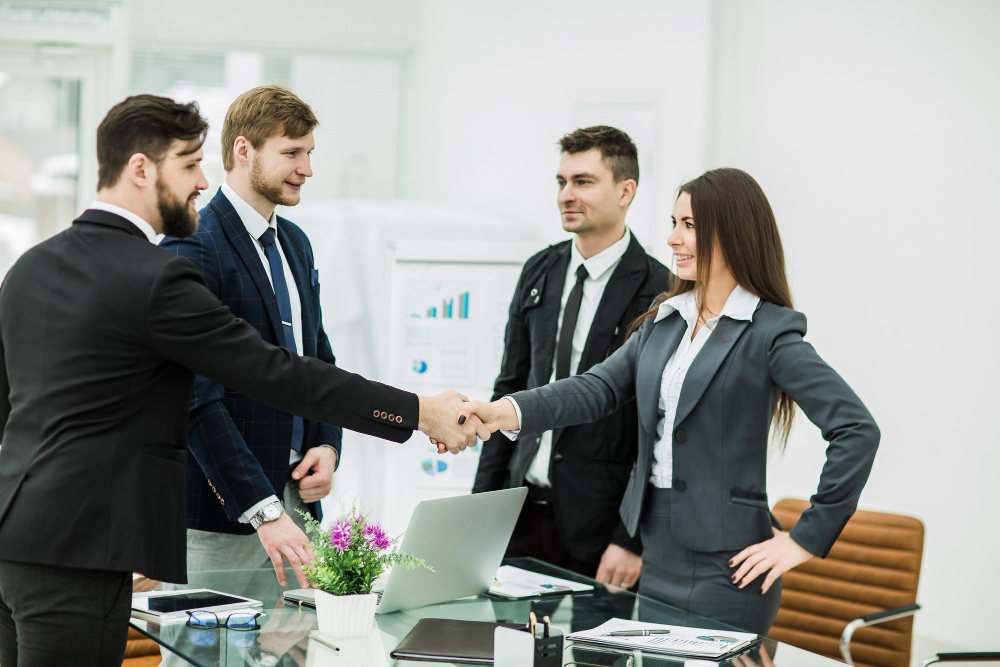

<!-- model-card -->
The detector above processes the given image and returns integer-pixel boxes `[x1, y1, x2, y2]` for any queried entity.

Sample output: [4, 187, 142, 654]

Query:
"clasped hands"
[425, 396, 519, 454]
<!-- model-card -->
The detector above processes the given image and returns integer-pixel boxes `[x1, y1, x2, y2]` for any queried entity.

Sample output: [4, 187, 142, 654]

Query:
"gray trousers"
[186, 479, 312, 572]
[0, 559, 132, 667]
[637, 486, 781, 635]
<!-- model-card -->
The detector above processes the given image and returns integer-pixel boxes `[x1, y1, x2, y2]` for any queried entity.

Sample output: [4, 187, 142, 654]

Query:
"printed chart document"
[488, 565, 594, 599]
[567, 618, 757, 658]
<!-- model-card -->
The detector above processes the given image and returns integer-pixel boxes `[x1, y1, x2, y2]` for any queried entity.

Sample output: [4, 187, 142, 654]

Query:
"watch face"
[263, 504, 281, 520]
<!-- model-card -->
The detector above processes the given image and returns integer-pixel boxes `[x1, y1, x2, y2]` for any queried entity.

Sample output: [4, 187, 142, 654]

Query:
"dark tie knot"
[258, 227, 277, 247]
[575, 264, 589, 283]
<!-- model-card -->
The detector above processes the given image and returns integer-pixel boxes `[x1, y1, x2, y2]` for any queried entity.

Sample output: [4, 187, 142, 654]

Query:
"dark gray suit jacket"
[510, 299, 879, 558]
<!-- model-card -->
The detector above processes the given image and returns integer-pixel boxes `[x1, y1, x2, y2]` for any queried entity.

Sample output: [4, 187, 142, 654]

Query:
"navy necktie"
[258, 227, 303, 453]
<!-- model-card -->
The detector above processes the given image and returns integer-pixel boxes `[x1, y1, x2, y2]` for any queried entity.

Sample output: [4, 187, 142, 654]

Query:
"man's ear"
[233, 136, 251, 167]
[619, 179, 637, 208]
[126, 153, 155, 187]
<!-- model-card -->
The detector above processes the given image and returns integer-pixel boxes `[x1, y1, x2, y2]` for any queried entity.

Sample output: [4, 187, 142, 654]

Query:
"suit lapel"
[636, 313, 686, 434]
[277, 219, 313, 352]
[534, 243, 571, 377]
[210, 190, 285, 343]
[578, 234, 648, 373]
[671, 317, 752, 428]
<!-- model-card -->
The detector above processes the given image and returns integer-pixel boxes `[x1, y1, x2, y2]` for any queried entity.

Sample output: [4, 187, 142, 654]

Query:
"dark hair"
[558, 126, 639, 185]
[221, 86, 318, 171]
[96, 95, 208, 191]
[630, 168, 797, 447]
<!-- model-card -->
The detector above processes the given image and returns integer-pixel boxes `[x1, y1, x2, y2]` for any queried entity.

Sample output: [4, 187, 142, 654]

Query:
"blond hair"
[221, 86, 318, 171]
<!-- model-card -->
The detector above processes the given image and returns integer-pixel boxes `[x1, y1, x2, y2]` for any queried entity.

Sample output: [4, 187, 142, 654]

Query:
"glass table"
[130, 557, 845, 666]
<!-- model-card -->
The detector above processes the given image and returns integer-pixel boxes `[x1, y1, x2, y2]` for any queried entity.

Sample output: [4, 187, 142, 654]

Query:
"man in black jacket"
[0, 94, 485, 667]
[472, 126, 672, 587]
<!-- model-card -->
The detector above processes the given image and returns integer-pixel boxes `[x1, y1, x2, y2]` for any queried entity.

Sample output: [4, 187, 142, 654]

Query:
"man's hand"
[595, 544, 642, 589]
[418, 390, 490, 454]
[729, 527, 813, 594]
[291, 446, 338, 504]
[256, 513, 316, 588]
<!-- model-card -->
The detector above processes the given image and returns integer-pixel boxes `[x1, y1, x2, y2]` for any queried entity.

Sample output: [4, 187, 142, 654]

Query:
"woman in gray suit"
[456, 168, 880, 634]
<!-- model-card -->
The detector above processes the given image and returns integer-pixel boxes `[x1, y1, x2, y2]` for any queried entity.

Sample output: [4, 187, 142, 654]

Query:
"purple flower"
[329, 520, 353, 553]
[362, 522, 391, 551]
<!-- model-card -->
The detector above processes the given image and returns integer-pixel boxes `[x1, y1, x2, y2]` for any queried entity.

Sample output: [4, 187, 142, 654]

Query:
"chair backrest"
[768, 498, 924, 667]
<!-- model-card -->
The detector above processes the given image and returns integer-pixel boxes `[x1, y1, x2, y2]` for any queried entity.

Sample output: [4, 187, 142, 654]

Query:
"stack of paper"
[567, 618, 757, 659]
[488, 565, 594, 599]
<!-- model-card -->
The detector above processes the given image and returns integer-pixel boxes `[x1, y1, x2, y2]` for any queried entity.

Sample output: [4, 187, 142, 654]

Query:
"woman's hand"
[431, 398, 520, 453]
[729, 528, 813, 594]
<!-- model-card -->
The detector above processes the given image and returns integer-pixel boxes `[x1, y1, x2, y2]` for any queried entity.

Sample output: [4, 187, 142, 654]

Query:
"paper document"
[488, 565, 594, 599]
[567, 618, 757, 658]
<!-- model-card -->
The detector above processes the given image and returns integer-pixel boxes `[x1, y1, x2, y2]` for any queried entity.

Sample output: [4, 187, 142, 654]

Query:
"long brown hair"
[630, 168, 797, 448]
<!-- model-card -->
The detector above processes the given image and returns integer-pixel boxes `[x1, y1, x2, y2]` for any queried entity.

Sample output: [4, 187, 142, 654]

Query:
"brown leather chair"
[122, 627, 161, 666]
[768, 498, 924, 667]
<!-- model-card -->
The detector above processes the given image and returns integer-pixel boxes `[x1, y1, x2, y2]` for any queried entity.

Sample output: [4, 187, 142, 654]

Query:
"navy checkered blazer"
[160, 188, 342, 535]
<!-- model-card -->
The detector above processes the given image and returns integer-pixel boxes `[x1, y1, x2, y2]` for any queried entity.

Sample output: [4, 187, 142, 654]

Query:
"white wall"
[403, 0, 1000, 654]
[709, 0, 1000, 650]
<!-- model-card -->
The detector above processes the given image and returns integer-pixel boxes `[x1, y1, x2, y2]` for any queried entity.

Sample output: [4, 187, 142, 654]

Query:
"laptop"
[283, 487, 528, 614]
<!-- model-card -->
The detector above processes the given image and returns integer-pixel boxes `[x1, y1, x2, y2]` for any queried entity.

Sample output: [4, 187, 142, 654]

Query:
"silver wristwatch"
[249, 501, 284, 530]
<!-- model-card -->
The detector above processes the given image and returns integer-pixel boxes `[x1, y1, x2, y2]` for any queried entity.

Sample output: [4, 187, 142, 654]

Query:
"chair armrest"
[919, 653, 1000, 667]
[840, 603, 921, 665]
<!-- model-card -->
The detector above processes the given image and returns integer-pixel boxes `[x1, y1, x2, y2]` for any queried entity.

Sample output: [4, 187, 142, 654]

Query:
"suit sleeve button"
[675, 429, 687, 443]
[396, 415, 403, 423]
[552, 453, 564, 462]
[373, 410, 379, 418]
[674, 481, 686, 491]
[380, 411, 387, 419]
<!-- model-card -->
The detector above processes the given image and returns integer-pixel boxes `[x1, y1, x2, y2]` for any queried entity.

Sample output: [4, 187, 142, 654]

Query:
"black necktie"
[258, 227, 303, 452]
[556, 264, 589, 380]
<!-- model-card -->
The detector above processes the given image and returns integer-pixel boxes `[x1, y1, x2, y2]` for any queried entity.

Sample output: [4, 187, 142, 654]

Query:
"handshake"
[416, 390, 522, 454]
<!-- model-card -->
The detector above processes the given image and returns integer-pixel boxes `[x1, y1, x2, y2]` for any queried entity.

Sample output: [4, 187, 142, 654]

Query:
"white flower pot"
[313, 589, 377, 639]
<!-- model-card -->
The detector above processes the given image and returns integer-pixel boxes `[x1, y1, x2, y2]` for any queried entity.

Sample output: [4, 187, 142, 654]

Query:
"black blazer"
[0, 210, 416, 582]
[472, 233, 672, 562]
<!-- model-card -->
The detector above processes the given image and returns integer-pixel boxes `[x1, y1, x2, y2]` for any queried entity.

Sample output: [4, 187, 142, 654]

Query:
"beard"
[157, 179, 199, 238]
[250, 158, 298, 207]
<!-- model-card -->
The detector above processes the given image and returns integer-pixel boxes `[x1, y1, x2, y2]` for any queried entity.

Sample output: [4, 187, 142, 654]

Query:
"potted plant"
[299, 507, 430, 638]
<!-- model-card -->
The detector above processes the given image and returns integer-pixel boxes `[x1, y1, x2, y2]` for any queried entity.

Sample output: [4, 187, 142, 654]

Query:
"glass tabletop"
[130, 557, 845, 667]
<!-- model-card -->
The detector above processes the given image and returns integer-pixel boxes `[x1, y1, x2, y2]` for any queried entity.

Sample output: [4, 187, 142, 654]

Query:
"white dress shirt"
[87, 201, 157, 243]
[219, 183, 310, 522]
[648, 285, 760, 488]
[523, 228, 632, 487]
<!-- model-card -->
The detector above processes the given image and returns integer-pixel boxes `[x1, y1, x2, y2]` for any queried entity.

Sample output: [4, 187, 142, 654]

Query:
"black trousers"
[0, 559, 132, 667]
[505, 494, 601, 578]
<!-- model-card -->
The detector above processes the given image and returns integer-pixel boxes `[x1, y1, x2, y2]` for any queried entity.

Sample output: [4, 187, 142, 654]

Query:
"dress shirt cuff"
[318, 444, 340, 472]
[239, 495, 280, 524]
[500, 396, 522, 441]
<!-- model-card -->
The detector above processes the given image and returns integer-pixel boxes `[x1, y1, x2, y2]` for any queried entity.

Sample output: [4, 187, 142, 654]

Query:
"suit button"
[530, 288, 538, 296]
[675, 429, 687, 443]
[674, 481, 686, 491]
[373, 410, 379, 418]
[380, 411, 387, 419]
[534, 296, 540, 304]
[396, 415, 403, 423]
[552, 453, 564, 462]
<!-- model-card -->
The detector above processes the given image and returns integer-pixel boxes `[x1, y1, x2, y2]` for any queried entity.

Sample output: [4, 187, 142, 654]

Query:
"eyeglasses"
[186, 610, 262, 631]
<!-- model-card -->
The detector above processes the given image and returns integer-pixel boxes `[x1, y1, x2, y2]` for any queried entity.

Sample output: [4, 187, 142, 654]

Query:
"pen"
[529, 611, 538, 637]
[308, 631, 341, 652]
[605, 629, 672, 637]
[542, 615, 551, 638]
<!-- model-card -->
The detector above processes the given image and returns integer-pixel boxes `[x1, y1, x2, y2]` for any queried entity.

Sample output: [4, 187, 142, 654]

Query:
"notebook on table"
[388, 618, 523, 664]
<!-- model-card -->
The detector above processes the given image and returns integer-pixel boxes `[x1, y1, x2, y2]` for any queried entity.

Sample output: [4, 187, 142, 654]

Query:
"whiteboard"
[382, 240, 536, 535]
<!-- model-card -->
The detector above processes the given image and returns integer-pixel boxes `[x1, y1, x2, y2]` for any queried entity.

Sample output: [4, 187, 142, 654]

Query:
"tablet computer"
[131, 588, 262, 622]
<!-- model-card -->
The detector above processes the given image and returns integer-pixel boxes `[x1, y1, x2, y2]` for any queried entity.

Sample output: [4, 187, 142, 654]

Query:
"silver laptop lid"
[375, 487, 527, 614]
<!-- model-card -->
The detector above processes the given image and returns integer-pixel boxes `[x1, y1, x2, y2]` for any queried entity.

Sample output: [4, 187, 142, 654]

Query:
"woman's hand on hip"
[729, 528, 813, 594]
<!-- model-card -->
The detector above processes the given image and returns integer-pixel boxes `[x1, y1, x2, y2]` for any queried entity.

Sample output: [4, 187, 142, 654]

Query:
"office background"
[0, 0, 997, 661]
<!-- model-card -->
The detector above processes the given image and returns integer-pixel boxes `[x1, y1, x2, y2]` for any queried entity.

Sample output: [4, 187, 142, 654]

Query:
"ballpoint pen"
[605, 629, 672, 637]
[542, 615, 551, 637]
[308, 631, 341, 651]
[529, 611, 538, 637]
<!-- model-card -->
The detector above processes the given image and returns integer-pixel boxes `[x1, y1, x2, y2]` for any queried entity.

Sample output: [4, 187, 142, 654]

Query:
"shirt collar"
[87, 201, 157, 244]
[653, 284, 761, 324]
[569, 227, 631, 281]
[221, 181, 275, 241]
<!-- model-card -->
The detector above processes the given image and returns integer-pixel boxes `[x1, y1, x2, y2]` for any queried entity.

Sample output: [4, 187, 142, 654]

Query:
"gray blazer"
[510, 300, 880, 558]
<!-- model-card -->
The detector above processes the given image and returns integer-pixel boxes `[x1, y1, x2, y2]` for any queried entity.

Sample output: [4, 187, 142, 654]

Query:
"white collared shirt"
[523, 228, 632, 487]
[649, 285, 760, 488]
[87, 201, 157, 243]
[218, 183, 309, 521]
